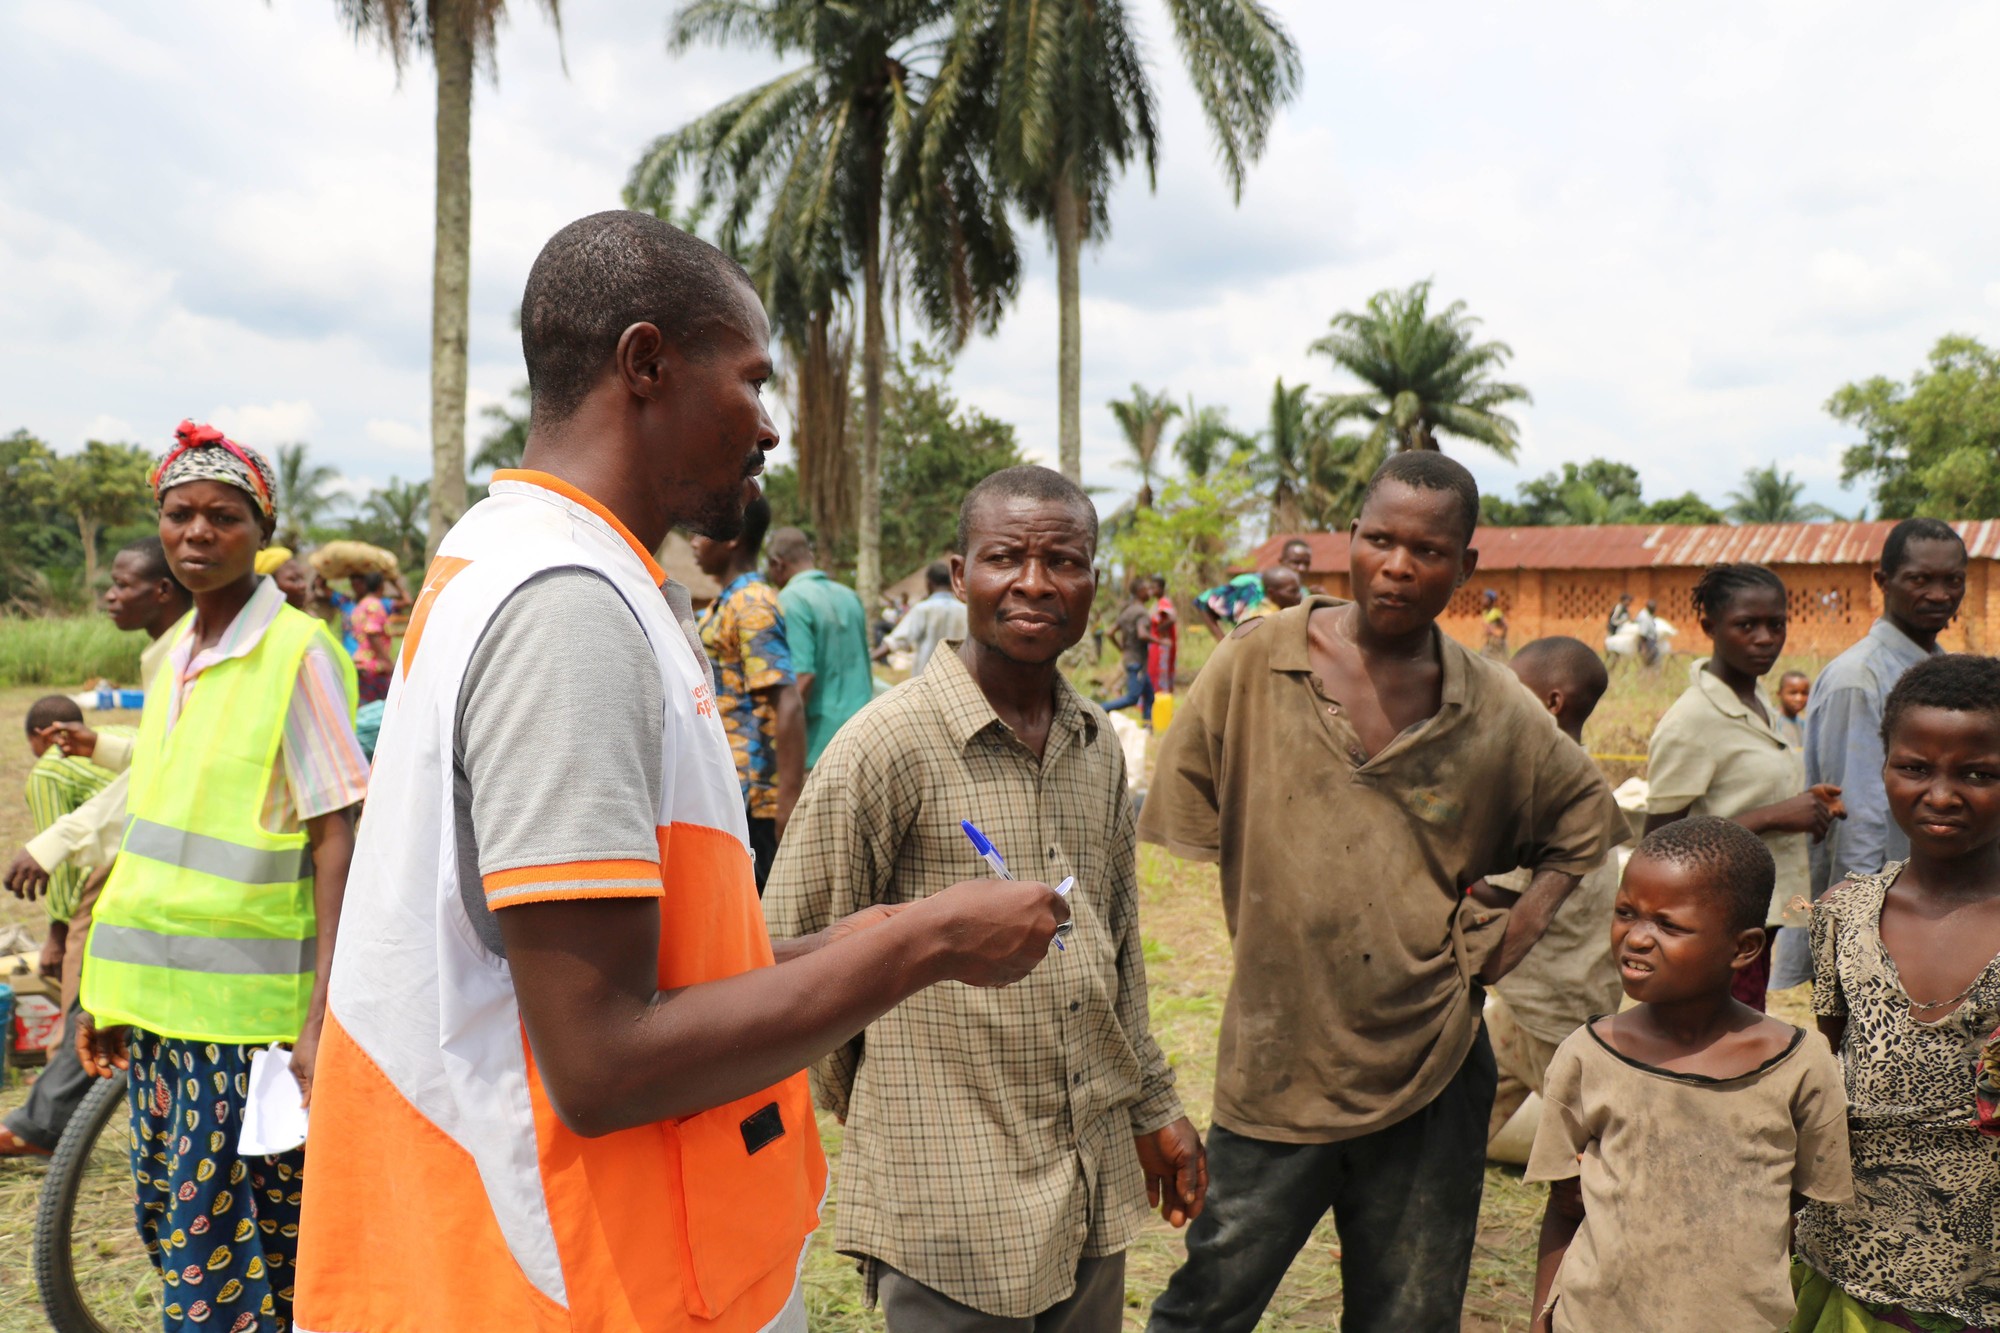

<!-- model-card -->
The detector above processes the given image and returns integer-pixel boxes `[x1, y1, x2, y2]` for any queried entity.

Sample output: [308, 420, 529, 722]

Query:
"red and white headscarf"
[150, 420, 277, 519]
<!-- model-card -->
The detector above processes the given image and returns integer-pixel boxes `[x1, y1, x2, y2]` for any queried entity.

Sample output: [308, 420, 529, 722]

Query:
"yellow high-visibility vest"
[82, 604, 352, 1044]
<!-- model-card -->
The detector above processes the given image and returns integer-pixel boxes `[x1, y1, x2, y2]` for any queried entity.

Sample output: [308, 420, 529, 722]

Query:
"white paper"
[239, 1043, 309, 1155]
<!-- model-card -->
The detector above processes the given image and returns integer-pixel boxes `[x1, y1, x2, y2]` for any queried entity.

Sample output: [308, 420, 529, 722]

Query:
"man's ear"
[614, 322, 670, 402]
[1455, 544, 1481, 590]
[1543, 687, 1566, 720]
[949, 553, 967, 601]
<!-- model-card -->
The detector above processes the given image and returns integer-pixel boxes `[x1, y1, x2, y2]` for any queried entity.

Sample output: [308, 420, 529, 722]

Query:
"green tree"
[0, 430, 84, 607]
[1640, 491, 1725, 525]
[350, 478, 432, 570]
[932, 0, 1301, 480]
[46, 441, 154, 591]
[628, 0, 1017, 614]
[472, 383, 530, 475]
[1173, 401, 1249, 481]
[273, 442, 342, 548]
[877, 344, 1024, 579]
[1313, 280, 1531, 458]
[1829, 335, 2000, 519]
[1724, 463, 1836, 524]
[1110, 453, 1262, 592]
[1482, 458, 1723, 527]
[329, 0, 564, 561]
[1107, 384, 1180, 510]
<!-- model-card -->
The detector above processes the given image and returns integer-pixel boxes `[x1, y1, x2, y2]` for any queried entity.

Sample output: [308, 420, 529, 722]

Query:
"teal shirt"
[777, 569, 876, 767]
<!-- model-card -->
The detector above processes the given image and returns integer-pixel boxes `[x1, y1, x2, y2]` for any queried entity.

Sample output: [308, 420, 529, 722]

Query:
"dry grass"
[0, 650, 1815, 1332]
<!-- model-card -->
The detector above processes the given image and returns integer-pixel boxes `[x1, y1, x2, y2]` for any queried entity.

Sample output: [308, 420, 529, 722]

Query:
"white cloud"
[364, 419, 427, 453]
[206, 400, 320, 447]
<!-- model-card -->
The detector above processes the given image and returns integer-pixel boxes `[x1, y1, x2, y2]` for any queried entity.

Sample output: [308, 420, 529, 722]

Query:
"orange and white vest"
[295, 471, 826, 1333]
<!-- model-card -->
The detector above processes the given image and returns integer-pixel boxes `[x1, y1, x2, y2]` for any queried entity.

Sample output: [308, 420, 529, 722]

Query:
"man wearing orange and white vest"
[294, 212, 1070, 1333]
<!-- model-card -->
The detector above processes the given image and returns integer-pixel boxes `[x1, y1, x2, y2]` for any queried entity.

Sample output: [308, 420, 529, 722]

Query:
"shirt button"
[1348, 747, 1367, 764]
[1072, 1073, 1083, 1086]
[1069, 1001, 1081, 1013]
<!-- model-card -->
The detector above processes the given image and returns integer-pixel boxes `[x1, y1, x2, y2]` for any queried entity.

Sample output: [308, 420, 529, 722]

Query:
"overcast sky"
[5, 0, 1999, 524]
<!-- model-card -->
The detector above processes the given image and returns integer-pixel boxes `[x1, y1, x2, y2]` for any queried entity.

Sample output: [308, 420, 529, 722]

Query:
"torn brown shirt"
[1139, 598, 1621, 1142]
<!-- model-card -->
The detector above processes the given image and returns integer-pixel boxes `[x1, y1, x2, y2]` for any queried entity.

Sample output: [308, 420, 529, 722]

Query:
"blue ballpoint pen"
[960, 819, 1073, 950]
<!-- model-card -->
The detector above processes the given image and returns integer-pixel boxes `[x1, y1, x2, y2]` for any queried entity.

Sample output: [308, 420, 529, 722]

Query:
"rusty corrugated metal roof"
[1247, 520, 2000, 574]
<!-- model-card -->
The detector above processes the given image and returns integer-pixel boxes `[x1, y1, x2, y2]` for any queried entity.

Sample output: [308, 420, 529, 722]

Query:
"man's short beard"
[687, 491, 745, 543]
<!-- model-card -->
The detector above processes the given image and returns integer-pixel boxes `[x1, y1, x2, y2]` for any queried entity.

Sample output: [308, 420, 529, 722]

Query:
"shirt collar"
[923, 637, 1097, 753]
[793, 569, 829, 584]
[1689, 658, 1782, 734]
[1868, 616, 1940, 659]
[490, 468, 668, 585]
[172, 576, 287, 678]
[1267, 596, 1469, 709]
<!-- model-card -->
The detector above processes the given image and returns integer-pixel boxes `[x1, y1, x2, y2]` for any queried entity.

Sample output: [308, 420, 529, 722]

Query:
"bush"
[0, 615, 145, 687]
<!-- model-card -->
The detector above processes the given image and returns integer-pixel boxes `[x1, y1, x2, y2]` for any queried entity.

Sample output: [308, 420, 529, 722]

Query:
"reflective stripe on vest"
[122, 817, 315, 884]
[82, 602, 334, 1044]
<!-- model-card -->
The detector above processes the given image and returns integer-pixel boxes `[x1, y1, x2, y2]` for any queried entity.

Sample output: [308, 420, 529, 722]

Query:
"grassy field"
[0, 648, 1821, 1332]
[0, 618, 147, 690]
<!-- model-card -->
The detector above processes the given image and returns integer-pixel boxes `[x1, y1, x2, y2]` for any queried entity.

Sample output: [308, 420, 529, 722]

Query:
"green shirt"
[25, 737, 126, 921]
[777, 569, 875, 767]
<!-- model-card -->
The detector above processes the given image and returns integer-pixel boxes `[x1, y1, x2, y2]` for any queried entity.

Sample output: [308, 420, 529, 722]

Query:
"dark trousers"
[881, 1253, 1125, 1333]
[1100, 661, 1155, 721]
[4, 1006, 93, 1152]
[748, 813, 778, 894]
[5, 1000, 92, 1144]
[1148, 1031, 1497, 1333]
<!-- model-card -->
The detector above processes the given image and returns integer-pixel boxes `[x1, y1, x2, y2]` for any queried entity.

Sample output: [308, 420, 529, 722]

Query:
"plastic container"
[94, 688, 146, 710]
[1151, 692, 1175, 734]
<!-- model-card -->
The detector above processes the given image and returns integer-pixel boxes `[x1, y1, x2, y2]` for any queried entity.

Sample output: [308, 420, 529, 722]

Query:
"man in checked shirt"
[765, 465, 1205, 1332]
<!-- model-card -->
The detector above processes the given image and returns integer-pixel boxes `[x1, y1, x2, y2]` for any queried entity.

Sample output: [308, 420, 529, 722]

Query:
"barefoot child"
[1527, 816, 1852, 1332]
[1792, 653, 2000, 1331]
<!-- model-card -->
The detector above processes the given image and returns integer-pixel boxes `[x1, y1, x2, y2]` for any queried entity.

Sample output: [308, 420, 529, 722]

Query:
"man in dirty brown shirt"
[1142, 452, 1622, 1333]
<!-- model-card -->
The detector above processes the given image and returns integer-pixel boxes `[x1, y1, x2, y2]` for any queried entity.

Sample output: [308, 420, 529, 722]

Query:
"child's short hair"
[1881, 654, 2000, 746]
[1780, 670, 1809, 685]
[25, 694, 84, 737]
[1632, 815, 1775, 935]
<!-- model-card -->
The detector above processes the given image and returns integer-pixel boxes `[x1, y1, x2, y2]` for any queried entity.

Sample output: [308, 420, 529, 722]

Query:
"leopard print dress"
[1794, 864, 2000, 1326]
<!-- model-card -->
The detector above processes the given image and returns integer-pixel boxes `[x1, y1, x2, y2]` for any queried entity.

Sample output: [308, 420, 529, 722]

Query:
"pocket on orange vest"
[669, 1078, 822, 1320]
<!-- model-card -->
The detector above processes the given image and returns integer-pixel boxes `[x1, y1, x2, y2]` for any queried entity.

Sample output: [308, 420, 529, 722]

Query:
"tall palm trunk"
[797, 312, 854, 549]
[76, 514, 100, 593]
[856, 212, 886, 615]
[1053, 171, 1083, 484]
[427, 0, 474, 560]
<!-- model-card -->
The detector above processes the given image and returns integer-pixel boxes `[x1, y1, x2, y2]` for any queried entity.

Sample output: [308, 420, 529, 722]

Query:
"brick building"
[1245, 521, 2000, 657]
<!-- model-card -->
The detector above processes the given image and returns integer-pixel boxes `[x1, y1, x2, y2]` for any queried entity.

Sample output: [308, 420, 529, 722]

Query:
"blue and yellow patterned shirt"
[698, 571, 795, 819]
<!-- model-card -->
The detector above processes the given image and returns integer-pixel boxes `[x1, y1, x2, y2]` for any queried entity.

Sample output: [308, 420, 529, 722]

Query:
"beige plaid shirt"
[763, 643, 1182, 1317]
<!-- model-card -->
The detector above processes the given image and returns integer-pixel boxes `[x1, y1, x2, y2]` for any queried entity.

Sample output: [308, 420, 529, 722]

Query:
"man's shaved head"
[767, 527, 814, 563]
[521, 210, 755, 425]
[1510, 635, 1610, 741]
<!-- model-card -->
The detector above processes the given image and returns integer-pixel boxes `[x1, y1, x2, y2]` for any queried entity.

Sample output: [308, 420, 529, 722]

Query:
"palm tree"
[329, 1, 563, 561]
[932, 0, 1301, 481]
[628, 0, 1016, 611]
[1312, 280, 1531, 459]
[471, 384, 530, 475]
[1725, 464, 1838, 524]
[1295, 422, 1380, 531]
[355, 478, 432, 570]
[1260, 378, 1322, 534]
[1173, 401, 1248, 481]
[273, 443, 342, 547]
[1107, 385, 1179, 509]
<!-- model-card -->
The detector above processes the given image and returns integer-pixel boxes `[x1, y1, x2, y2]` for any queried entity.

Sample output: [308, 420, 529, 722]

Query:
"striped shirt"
[24, 745, 123, 920]
[165, 576, 370, 830]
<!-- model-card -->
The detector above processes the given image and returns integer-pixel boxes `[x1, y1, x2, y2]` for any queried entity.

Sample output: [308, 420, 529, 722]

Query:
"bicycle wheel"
[33, 1070, 160, 1333]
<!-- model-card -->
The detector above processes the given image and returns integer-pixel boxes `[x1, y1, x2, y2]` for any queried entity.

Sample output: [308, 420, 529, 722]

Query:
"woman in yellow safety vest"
[76, 421, 367, 1333]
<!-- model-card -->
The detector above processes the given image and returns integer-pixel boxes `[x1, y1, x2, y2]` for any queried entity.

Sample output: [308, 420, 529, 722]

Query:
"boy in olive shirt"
[1144, 454, 1621, 1333]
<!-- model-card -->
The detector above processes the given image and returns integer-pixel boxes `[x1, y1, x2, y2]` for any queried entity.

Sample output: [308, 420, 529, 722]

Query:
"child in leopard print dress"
[1793, 654, 2000, 1333]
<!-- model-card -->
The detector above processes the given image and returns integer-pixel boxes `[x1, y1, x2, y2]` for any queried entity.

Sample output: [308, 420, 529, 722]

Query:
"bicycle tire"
[34, 1070, 129, 1333]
